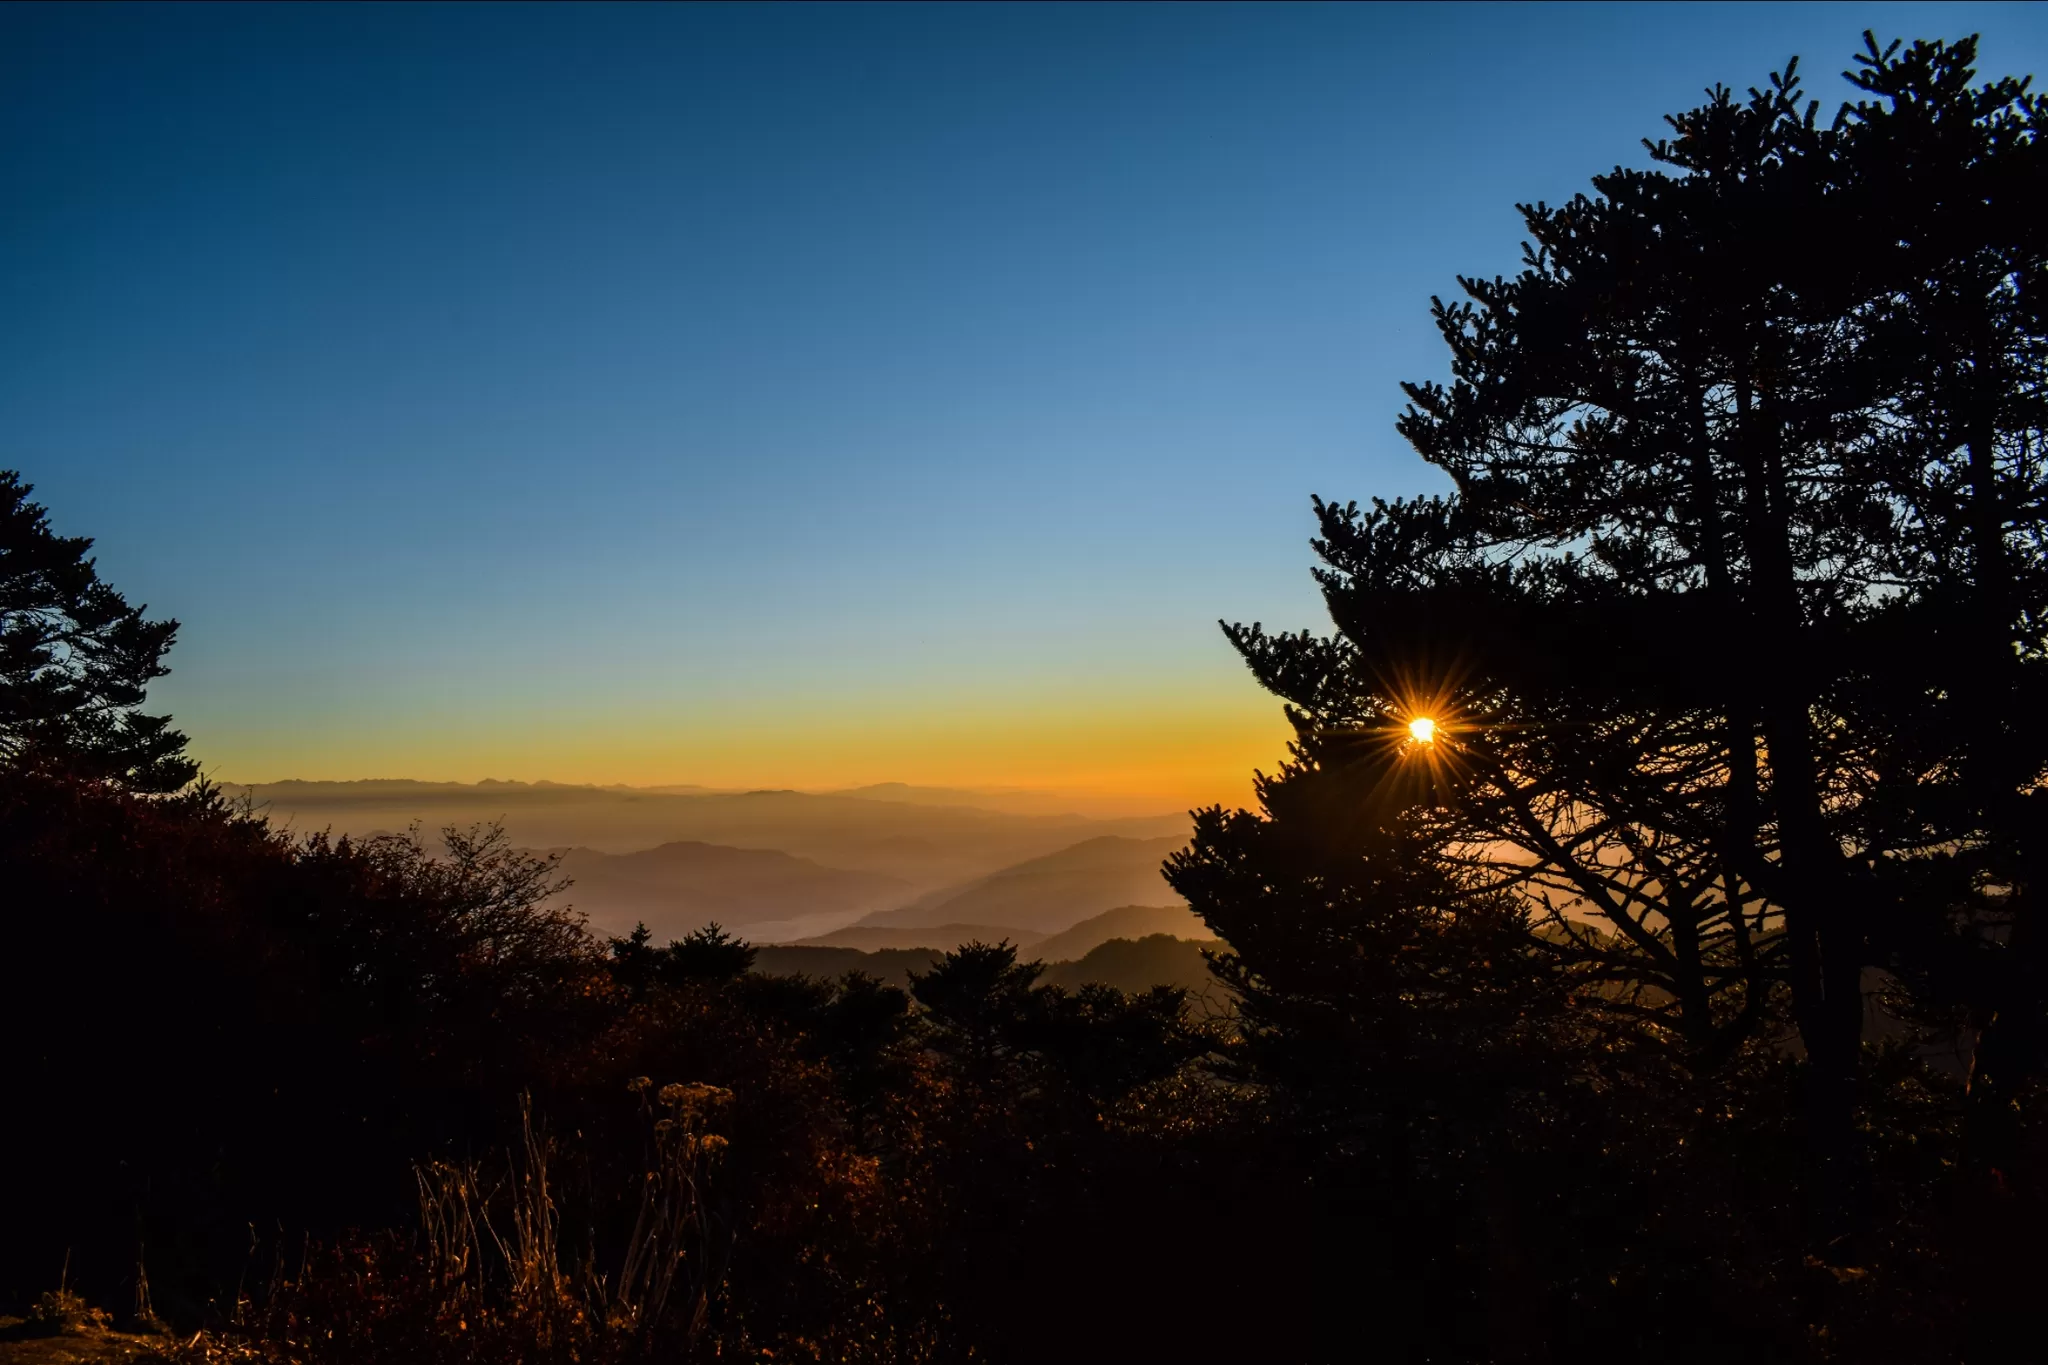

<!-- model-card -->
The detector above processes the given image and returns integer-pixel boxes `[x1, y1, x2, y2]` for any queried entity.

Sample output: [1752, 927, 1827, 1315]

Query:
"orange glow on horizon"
[200, 690, 1296, 817]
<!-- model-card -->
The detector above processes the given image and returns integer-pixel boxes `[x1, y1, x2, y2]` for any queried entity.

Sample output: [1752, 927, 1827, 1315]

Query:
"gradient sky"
[5, 2, 2044, 810]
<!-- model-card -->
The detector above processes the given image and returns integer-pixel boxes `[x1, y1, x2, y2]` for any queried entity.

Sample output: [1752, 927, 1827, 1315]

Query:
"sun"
[1407, 716, 1438, 744]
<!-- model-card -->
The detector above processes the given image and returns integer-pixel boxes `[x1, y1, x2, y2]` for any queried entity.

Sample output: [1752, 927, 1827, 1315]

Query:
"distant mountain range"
[229, 780, 1187, 896]
[795, 923, 1050, 951]
[796, 903, 1211, 959]
[552, 836, 1190, 945]
[226, 780, 1194, 944]
[822, 783, 1145, 817]
[548, 842, 910, 942]
[1029, 904, 1211, 960]
[1038, 935, 1220, 999]
[851, 836, 1186, 935]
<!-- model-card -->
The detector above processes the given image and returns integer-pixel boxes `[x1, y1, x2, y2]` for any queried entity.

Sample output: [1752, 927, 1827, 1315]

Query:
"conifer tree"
[0, 470, 196, 791]
[1181, 35, 2048, 1243]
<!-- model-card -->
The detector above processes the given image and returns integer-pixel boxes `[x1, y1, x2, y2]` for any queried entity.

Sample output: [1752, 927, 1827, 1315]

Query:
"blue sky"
[5, 2, 2043, 805]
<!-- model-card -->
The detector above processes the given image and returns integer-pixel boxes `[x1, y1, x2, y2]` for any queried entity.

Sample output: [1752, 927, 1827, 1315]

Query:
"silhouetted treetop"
[0, 470, 196, 791]
[1194, 31, 2047, 1254]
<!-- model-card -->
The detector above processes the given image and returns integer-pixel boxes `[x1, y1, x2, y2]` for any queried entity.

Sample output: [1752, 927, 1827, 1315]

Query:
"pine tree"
[0, 470, 197, 791]
[1189, 35, 2048, 1246]
[1831, 38, 2048, 1175]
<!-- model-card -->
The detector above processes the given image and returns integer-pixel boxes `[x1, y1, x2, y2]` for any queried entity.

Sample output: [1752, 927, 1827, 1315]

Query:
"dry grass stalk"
[612, 1080, 733, 1343]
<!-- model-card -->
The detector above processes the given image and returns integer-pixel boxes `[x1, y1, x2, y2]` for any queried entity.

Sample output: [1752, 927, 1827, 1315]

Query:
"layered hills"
[795, 923, 1049, 951]
[556, 835, 1192, 945]
[852, 835, 1187, 934]
[232, 780, 1184, 890]
[1029, 903, 1211, 960]
[227, 781, 1196, 945]
[548, 842, 910, 942]
[547, 835, 1193, 945]
[822, 782, 1138, 816]
[795, 903, 1210, 958]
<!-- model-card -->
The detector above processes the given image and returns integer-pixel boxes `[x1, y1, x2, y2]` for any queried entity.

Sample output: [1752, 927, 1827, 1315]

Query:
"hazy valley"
[228, 778, 1199, 949]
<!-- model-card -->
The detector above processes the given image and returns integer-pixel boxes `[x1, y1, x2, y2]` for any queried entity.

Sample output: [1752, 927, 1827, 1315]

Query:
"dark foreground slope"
[0, 770, 1338, 1363]
[9, 767, 2044, 1363]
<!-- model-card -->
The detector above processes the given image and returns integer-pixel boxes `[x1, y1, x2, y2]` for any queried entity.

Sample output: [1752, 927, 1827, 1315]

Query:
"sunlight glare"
[1407, 716, 1437, 744]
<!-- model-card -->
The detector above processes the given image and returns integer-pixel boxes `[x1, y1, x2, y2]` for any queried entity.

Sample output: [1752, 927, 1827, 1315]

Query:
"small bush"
[23, 1287, 110, 1336]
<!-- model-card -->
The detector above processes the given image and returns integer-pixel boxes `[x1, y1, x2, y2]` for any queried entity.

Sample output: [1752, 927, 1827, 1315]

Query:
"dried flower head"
[657, 1081, 733, 1113]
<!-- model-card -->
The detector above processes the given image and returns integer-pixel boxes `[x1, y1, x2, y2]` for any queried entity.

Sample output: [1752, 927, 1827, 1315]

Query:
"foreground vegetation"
[7, 31, 2048, 1362]
[9, 766, 2038, 1364]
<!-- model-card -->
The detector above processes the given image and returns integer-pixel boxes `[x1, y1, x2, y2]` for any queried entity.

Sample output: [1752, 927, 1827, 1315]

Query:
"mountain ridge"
[228, 780, 1188, 895]
[1030, 904, 1211, 961]
[854, 835, 1187, 935]
[547, 840, 910, 942]
[792, 922, 1049, 951]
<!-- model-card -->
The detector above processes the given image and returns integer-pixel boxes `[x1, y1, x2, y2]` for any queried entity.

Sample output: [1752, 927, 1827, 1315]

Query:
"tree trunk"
[1732, 365, 1868, 1250]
